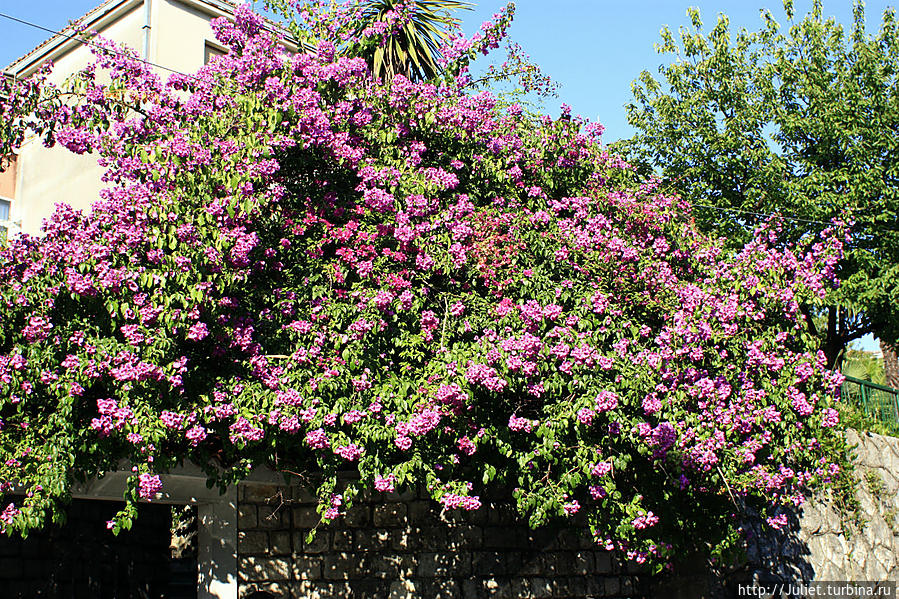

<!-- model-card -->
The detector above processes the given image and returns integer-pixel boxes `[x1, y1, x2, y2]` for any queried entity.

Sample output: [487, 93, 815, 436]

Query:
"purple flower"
[138, 474, 162, 500]
[374, 474, 395, 493]
[187, 322, 209, 341]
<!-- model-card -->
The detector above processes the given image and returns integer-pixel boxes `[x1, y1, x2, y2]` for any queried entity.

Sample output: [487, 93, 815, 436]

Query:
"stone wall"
[661, 429, 899, 598]
[236, 485, 643, 599]
[238, 430, 899, 599]
[753, 429, 899, 581]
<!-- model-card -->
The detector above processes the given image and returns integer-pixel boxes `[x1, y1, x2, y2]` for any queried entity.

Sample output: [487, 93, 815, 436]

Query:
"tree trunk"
[882, 339, 899, 389]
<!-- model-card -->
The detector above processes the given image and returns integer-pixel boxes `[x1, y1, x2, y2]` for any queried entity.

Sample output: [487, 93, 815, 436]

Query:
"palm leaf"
[355, 0, 472, 81]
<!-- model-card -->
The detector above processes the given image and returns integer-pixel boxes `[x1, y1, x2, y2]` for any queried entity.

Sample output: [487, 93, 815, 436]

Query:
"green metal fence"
[841, 375, 899, 433]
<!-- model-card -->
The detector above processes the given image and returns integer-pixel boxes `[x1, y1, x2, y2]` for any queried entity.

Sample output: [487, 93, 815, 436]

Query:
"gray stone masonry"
[789, 430, 899, 580]
[236, 484, 638, 599]
[657, 429, 899, 598]
[237, 429, 899, 599]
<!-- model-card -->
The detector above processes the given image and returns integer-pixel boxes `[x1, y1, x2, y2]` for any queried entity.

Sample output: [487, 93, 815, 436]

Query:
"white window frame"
[0, 195, 12, 239]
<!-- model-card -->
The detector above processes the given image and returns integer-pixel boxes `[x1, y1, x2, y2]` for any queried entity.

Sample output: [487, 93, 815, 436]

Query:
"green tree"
[842, 347, 886, 385]
[616, 0, 899, 368]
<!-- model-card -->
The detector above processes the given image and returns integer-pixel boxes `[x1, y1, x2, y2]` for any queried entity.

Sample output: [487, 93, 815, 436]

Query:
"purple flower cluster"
[0, 3, 849, 569]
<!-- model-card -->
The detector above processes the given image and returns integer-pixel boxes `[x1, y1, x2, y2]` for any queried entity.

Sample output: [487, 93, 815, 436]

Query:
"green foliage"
[0, 3, 853, 571]
[616, 0, 899, 366]
[834, 399, 897, 437]
[842, 348, 886, 385]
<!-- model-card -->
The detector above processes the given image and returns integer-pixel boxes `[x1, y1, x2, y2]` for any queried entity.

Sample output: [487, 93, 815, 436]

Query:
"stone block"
[483, 527, 528, 549]
[298, 581, 333, 599]
[389, 580, 417, 599]
[333, 530, 353, 550]
[294, 486, 319, 504]
[447, 524, 482, 550]
[238, 531, 269, 555]
[301, 530, 331, 554]
[293, 555, 323, 580]
[519, 554, 542, 577]
[462, 506, 490, 526]
[595, 550, 613, 573]
[408, 500, 437, 523]
[503, 551, 525, 574]
[356, 528, 392, 550]
[460, 579, 479, 599]
[292, 581, 320, 599]
[572, 551, 595, 575]
[510, 578, 534, 598]
[0, 540, 19, 557]
[550, 578, 573, 598]
[373, 553, 418, 579]
[296, 581, 358, 599]
[383, 489, 417, 503]
[293, 506, 321, 528]
[271, 531, 292, 555]
[258, 505, 287, 529]
[418, 579, 462, 598]
[560, 577, 588, 597]
[487, 505, 517, 526]
[528, 528, 557, 549]
[418, 525, 455, 550]
[0, 557, 23, 578]
[531, 578, 553, 599]
[472, 551, 505, 576]
[238, 504, 258, 529]
[605, 576, 621, 595]
[624, 555, 646, 574]
[23, 558, 45, 579]
[349, 580, 390, 598]
[417, 552, 471, 578]
[538, 552, 570, 577]
[390, 529, 414, 551]
[549, 529, 581, 550]
[323, 552, 371, 580]
[239, 582, 289, 598]
[240, 556, 292, 582]
[344, 505, 371, 527]
[245, 484, 281, 504]
[374, 503, 408, 527]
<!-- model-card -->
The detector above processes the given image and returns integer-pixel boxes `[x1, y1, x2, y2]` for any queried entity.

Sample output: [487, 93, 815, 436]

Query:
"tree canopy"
[616, 0, 899, 367]
[0, 2, 850, 570]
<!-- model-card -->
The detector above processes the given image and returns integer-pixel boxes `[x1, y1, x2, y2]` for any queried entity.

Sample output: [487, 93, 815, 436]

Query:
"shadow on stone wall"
[237, 484, 646, 599]
[238, 429, 898, 599]
[658, 429, 899, 598]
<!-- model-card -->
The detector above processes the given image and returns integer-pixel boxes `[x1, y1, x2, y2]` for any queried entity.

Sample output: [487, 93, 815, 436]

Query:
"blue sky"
[1, 0, 889, 350]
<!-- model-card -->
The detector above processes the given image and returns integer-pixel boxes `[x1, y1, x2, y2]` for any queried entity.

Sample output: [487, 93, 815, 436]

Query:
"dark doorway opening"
[0, 499, 197, 598]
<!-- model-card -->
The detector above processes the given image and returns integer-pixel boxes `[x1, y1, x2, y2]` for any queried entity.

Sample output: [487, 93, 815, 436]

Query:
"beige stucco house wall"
[3, 0, 237, 236]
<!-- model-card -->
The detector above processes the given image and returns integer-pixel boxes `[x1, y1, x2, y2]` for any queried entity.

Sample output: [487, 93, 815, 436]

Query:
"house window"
[204, 41, 226, 65]
[0, 198, 10, 241]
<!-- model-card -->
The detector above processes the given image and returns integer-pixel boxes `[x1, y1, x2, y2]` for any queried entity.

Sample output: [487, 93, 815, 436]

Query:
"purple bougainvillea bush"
[0, 4, 848, 569]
